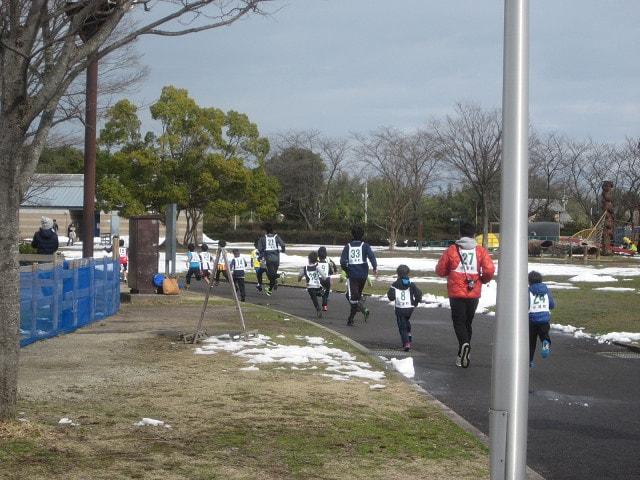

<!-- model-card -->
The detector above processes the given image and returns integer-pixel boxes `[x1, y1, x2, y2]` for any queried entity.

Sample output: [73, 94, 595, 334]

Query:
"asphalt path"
[198, 281, 640, 480]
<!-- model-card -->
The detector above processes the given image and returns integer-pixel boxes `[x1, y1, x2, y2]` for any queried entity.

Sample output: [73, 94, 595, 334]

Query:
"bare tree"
[353, 127, 440, 249]
[528, 132, 570, 219]
[0, 0, 273, 419]
[269, 130, 350, 229]
[432, 103, 502, 246]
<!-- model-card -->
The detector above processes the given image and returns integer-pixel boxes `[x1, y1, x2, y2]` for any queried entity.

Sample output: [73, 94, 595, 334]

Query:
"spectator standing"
[31, 216, 59, 254]
[67, 223, 76, 246]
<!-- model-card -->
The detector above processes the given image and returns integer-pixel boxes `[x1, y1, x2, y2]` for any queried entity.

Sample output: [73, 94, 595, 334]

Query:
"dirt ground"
[3, 294, 489, 479]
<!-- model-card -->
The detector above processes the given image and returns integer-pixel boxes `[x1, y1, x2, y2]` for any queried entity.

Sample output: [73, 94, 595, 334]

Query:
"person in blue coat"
[340, 225, 377, 326]
[528, 270, 555, 366]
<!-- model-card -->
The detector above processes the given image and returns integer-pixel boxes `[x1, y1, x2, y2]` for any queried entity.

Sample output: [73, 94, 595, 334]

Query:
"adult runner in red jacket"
[436, 222, 495, 368]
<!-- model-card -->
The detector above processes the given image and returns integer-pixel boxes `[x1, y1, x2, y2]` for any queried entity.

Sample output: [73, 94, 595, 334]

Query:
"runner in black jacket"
[387, 264, 422, 351]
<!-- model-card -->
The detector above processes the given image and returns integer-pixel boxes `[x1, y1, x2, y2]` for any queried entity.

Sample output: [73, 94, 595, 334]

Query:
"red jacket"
[436, 241, 495, 299]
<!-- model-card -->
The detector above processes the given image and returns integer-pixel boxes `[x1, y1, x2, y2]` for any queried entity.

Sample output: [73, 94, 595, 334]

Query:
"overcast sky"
[127, 0, 639, 143]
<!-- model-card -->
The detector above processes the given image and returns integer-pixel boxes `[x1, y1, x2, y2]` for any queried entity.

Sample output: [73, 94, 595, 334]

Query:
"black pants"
[449, 297, 480, 355]
[529, 323, 551, 361]
[307, 287, 323, 311]
[320, 278, 331, 307]
[395, 310, 412, 346]
[233, 277, 246, 301]
[265, 260, 280, 289]
[186, 267, 201, 285]
[346, 277, 367, 320]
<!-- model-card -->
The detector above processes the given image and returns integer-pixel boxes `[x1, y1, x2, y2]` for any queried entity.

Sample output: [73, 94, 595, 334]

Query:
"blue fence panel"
[20, 258, 121, 347]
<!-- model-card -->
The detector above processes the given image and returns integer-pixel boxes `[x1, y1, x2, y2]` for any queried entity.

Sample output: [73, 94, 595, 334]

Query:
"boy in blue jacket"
[528, 270, 555, 366]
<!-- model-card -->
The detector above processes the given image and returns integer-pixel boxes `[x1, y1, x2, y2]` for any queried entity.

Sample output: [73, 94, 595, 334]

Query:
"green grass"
[542, 276, 640, 334]
[3, 302, 489, 480]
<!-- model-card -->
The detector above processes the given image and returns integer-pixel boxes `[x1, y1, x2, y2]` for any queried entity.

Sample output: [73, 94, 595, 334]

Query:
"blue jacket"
[528, 282, 555, 324]
[340, 240, 377, 279]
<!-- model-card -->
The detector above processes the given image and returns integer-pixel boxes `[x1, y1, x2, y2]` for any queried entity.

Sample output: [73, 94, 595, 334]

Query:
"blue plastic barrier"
[19, 258, 121, 347]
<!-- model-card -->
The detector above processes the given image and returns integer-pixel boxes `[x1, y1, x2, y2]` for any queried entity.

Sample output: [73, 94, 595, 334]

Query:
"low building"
[20, 174, 200, 244]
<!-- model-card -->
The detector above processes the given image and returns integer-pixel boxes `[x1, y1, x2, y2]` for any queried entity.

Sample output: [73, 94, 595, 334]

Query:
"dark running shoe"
[460, 343, 471, 368]
[346, 318, 354, 326]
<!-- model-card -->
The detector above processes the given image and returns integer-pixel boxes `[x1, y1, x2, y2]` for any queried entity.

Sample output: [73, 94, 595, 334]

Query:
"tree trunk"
[0, 137, 22, 420]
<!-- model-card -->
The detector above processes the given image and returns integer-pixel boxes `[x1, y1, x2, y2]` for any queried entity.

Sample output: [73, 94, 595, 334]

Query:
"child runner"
[251, 241, 266, 292]
[229, 248, 248, 302]
[317, 246, 337, 312]
[185, 243, 202, 289]
[118, 238, 128, 282]
[199, 243, 212, 284]
[387, 265, 423, 351]
[257, 223, 286, 296]
[340, 225, 377, 326]
[298, 251, 327, 318]
[528, 270, 555, 367]
[214, 240, 230, 285]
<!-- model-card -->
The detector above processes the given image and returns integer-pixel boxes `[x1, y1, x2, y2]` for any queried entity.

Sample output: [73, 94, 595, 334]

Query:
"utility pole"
[82, 56, 98, 259]
[491, 1, 530, 479]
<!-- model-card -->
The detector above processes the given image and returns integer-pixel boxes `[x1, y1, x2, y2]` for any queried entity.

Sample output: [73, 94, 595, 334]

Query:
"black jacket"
[387, 279, 423, 313]
[31, 228, 59, 254]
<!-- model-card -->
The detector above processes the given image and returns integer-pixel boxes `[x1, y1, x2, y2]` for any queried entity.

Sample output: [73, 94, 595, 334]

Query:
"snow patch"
[58, 417, 79, 426]
[134, 418, 172, 429]
[390, 357, 415, 379]
[196, 333, 385, 383]
[593, 287, 635, 292]
[569, 273, 617, 282]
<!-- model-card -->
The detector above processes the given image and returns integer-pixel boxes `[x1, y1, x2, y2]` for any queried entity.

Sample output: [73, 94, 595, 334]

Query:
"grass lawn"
[2, 297, 489, 480]
[539, 276, 640, 334]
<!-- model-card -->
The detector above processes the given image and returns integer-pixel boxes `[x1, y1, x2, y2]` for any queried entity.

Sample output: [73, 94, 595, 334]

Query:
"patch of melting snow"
[58, 417, 79, 426]
[134, 418, 172, 429]
[569, 273, 617, 282]
[593, 287, 635, 292]
[389, 357, 415, 379]
[551, 324, 640, 344]
[239, 366, 259, 371]
[370, 384, 387, 390]
[196, 333, 386, 385]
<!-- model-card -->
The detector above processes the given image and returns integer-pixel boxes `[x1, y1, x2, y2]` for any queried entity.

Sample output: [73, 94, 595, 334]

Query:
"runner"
[256, 223, 286, 296]
[298, 251, 327, 318]
[340, 225, 377, 326]
[317, 246, 337, 312]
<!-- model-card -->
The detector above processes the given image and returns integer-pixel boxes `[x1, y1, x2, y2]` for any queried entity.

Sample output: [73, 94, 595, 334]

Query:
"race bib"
[394, 288, 412, 309]
[454, 248, 478, 274]
[348, 243, 364, 265]
[306, 267, 321, 288]
[200, 252, 212, 269]
[234, 257, 246, 271]
[265, 235, 278, 251]
[529, 292, 550, 313]
[118, 247, 127, 257]
[317, 262, 329, 277]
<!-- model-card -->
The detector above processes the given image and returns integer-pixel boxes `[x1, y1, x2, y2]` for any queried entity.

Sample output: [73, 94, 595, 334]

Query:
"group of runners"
[188, 221, 556, 368]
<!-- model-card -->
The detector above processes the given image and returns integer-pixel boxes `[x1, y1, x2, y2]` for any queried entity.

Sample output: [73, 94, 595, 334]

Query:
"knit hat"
[41, 217, 54, 230]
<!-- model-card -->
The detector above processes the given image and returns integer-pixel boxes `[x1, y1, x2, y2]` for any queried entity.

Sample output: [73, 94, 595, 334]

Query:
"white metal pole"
[491, 1, 530, 479]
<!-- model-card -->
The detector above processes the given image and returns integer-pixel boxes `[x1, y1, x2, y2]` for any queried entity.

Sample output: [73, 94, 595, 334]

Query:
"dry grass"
[3, 296, 488, 479]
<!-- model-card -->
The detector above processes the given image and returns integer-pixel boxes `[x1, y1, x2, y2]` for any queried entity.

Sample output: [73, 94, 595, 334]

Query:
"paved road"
[201, 281, 640, 480]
